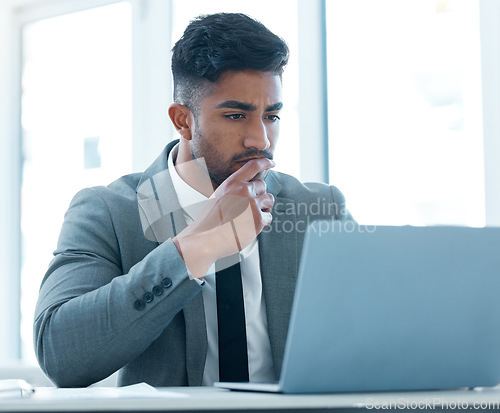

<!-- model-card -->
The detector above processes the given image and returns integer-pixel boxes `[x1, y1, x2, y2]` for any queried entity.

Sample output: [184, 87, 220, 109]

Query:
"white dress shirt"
[167, 146, 275, 385]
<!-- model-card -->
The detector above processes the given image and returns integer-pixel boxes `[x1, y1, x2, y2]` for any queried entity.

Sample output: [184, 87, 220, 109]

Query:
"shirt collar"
[168, 144, 208, 222]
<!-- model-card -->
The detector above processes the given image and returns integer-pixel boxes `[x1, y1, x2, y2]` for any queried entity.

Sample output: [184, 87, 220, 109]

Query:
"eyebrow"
[216, 100, 283, 112]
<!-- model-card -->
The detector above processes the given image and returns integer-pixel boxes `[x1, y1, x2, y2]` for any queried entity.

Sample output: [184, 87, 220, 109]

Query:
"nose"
[243, 119, 270, 150]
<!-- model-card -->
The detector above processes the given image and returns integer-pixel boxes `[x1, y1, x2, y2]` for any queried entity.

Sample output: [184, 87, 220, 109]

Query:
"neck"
[174, 142, 216, 197]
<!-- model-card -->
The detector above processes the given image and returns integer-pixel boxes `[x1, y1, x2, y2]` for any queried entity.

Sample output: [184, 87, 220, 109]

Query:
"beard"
[190, 130, 274, 187]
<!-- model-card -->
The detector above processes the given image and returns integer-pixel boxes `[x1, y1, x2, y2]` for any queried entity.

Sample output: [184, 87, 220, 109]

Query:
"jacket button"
[162, 278, 172, 288]
[134, 299, 145, 311]
[152, 285, 163, 296]
[144, 292, 153, 303]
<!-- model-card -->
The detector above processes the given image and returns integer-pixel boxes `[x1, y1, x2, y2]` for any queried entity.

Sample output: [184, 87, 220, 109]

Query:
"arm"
[35, 157, 275, 387]
[34, 188, 202, 387]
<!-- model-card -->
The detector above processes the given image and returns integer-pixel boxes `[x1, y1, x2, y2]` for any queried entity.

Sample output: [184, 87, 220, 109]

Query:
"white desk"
[1, 386, 500, 412]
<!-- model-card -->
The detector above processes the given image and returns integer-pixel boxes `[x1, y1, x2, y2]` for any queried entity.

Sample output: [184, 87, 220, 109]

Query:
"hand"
[173, 158, 275, 278]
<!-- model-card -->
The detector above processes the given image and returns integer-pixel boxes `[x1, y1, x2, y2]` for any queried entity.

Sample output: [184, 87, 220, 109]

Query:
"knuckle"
[243, 185, 253, 198]
[257, 180, 267, 194]
[228, 182, 249, 197]
[249, 197, 259, 208]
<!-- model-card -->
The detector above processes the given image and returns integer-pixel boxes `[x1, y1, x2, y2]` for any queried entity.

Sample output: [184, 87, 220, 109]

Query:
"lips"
[235, 157, 264, 164]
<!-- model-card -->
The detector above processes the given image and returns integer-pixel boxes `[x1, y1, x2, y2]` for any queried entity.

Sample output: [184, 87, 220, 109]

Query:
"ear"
[168, 103, 194, 141]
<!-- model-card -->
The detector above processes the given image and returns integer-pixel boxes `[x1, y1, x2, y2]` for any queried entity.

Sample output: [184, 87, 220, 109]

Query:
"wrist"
[173, 229, 218, 278]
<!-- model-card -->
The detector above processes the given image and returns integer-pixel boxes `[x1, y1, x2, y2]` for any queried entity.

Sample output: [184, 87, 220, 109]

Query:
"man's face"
[189, 69, 283, 187]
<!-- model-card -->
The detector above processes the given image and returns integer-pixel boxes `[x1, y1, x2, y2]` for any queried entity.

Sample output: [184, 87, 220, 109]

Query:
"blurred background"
[0, 0, 499, 385]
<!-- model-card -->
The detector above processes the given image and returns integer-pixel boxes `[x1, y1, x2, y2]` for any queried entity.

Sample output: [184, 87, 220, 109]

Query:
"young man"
[34, 13, 353, 387]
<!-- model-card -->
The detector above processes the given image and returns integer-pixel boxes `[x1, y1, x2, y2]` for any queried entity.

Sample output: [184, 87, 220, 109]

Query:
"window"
[3, 0, 498, 368]
[20, 1, 132, 362]
[326, 0, 484, 226]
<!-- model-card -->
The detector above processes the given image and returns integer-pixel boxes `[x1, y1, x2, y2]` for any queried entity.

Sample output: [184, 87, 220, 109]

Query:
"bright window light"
[20, 1, 132, 363]
[326, 0, 484, 226]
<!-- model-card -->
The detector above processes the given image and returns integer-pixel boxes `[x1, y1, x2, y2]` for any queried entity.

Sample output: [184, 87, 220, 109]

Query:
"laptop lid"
[278, 222, 500, 393]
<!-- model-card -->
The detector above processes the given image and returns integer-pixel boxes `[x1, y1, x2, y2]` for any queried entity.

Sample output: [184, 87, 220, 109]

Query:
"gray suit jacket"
[34, 140, 353, 387]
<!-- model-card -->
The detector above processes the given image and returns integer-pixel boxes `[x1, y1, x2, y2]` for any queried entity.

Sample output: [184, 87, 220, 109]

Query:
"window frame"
[0, 2, 22, 362]
[480, 0, 500, 226]
[1, 0, 499, 364]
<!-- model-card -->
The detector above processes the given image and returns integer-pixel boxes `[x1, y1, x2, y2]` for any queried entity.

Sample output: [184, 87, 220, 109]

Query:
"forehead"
[201, 70, 282, 108]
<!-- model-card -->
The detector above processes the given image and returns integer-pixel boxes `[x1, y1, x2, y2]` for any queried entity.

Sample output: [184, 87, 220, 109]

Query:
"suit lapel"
[136, 140, 208, 386]
[259, 173, 300, 379]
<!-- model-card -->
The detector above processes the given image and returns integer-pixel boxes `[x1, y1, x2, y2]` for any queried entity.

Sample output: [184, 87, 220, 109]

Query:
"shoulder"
[267, 170, 353, 221]
[68, 172, 142, 211]
[59, 172, 157, 260]
[268, 170, 346, 203]
[62, 172, 145, 241]
[93, 172, 143, 201]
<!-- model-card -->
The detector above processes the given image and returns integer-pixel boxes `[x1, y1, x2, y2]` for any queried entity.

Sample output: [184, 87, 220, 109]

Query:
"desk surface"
[1, 386, 500, 412]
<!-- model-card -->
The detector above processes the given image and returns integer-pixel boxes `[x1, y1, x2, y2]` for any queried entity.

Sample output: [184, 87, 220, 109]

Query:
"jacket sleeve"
[33, 188, 203, 387]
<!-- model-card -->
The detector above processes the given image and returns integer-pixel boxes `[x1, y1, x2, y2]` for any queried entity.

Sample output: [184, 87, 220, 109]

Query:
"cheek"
[201, 119, 237, 143]
[213, 125, 246, 149]
[268, 125, 279, 149]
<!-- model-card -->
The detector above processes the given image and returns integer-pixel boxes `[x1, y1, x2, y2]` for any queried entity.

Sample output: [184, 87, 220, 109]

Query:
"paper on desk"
[33, 383, 188, 400]
[0, 379, 35, 398]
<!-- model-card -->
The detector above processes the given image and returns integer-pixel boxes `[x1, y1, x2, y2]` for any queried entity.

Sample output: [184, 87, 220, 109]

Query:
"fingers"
[261, 211, 273, 228]
[231, 157, 275, 182]
[235, 209, 271, 237]
[215, 192, 274, 224]
[246, 193, 274, 233]
[176, 159, 276, 268]
[231, 203, 273, 248]
[256, 192, 274, 213]
[250, 179, 266, 196]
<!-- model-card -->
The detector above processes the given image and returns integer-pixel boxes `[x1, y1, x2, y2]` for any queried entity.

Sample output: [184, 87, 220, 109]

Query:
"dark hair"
[171, 13, 289, 113]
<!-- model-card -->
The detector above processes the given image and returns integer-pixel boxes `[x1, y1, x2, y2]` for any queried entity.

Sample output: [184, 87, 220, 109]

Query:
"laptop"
[215, 221, 500, 393]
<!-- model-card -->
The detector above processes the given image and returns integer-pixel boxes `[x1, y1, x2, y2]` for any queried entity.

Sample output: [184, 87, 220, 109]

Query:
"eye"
[225, 114, 246, 120]
[265, 114, 280, 122]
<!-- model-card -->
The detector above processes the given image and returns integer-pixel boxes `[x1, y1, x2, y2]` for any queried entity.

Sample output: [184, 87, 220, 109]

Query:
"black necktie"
[216, 261, 249, 382]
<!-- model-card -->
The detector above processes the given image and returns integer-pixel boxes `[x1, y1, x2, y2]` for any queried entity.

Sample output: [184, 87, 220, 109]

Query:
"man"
[34, 13, 353, 388]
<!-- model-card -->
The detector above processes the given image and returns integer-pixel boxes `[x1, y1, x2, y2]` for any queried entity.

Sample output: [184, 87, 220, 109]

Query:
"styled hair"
[171, 13, 289, 113]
